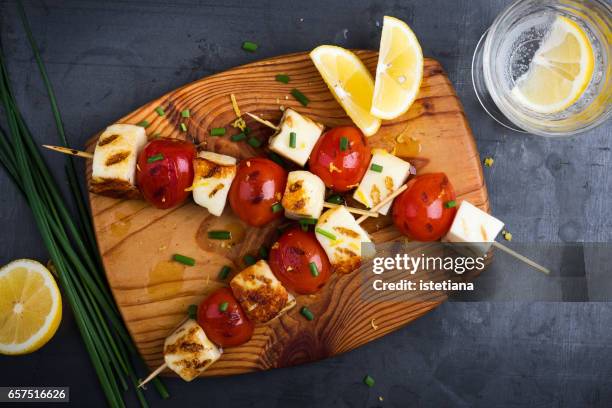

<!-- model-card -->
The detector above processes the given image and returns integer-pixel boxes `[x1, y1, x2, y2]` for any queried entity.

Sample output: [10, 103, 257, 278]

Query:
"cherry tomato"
[308, 126, 371, 192]
[136, 138, 196, 209]
[229, 157, 287, 227]
[197, 287, 254, 348]
[392, 173, 457, 241]
[268, 228, 331, 294]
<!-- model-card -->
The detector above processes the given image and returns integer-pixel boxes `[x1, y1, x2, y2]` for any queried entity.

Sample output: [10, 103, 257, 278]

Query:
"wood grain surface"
[85, 51, 488, 376]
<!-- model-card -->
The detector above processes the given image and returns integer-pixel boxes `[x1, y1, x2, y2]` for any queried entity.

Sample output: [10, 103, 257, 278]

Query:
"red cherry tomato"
[229, 157, 287, 227]
[136, 138, 196, 209]
[268, 228, 331, 294]
[197, 287, 254, 348]
[392, 173, 457, 241]
[308, 126, 371, 192]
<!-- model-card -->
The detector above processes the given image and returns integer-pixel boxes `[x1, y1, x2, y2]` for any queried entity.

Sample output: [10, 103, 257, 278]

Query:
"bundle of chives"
[0, 3, 169, 407]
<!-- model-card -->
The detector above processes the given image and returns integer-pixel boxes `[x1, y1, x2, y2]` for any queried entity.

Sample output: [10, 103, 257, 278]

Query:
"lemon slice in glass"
[0, 259, 62, 355]
[370, 16, 424, 120]
[511, 16, 594, 114]
[310, 45, 381, 136]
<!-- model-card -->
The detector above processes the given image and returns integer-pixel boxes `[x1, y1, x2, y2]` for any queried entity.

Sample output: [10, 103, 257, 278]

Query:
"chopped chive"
[290, 88, 309, 106]
[231, 132, 247, 142]
[218, 265, 231, 280]
[219, 302, 229, 312]
[326, 194, 344, 205]
[248, 137, 262, 148]
[445, 200, 457, 208]
[340, 136, 348, 151]
[289, 132, 297, 148]
[244, 254, 257, 266]
[242, 41, 258, 52]
[271, 202, 283, 213]
[180, 123, 187, 132]
[309, 262, 319, 277]
[136, 120, 150, 128]
[187, 304, 197, 319]
[147, 153, 164, 163]
[207, 230, 232, 240]
[363, 375, 375, 387]
[315, 227, 336, 240]
[268, 152, 286, 167]
[370, 163, 383, 173]
[301, 222, 309, 232]
[300, 306, 314, 321]
[299, 217, 317, 225]
[275, 74, 290, 84]
[173, 253, 195, 266]
[259, 246, 269, 259]
[181, 109, 190, 118]
[210, 127, 226, 136]
[155, 106, 165, 116]
[244, 126, 251, 135]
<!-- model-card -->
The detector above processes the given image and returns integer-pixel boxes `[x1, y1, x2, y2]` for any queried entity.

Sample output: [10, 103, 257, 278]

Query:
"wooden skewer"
[43, 144, 93, 159]
[138, 363, 167, 388]
[323, 202, 378, 217]
[245, 112, 279, 131]
[356, 184, 408, 224]
[492, 241, 550, 275]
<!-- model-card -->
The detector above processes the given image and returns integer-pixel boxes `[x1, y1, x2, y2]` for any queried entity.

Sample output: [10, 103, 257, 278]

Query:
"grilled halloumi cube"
[268, 108, 324, 166]
[353, 149, 411, 215]
[191, 151, 237, 216]
[315, 206, 371, 274]
[443, 201, 504, 257]
[90, 124, 147, 199]
[230, 260, 295, 323]
[163, 319, 221, 381]
[281, 171, 325, 220]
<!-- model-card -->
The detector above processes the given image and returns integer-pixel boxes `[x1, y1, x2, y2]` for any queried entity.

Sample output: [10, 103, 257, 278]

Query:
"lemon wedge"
[371, 16, 424, 120]
[0, 259, 62, 355]
[511, 16, 594, 114]
[310, 45, 381, 136]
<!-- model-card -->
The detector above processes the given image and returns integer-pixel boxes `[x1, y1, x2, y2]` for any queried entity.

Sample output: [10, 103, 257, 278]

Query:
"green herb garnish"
[315, 227, 336, 240]
[136, 120, 150, 128]
[309, 262, 319, 277]
[445, 200, 457, 208]
[231, 132, 247, 142]
[181, 109, 190, 118]
[271, 202, 283, 213]
[219, 302, 229, 312]
[187, 304, 197, 319]
[275, 74, 290, 84]
[242, 41, 258, 52]
[370, 163, 383, 173]
[248, 137, 262, 148]
[218, 265, 231, 280]
[173, 253, 195, 266]
[363, 375, 375, 387]
[289, 132, 297, 148]
[147, 153, 164, 163]
[155, 106, 165, 116]
[340, 136, 348, 151]
[180, 123, 187, 132]
[210, 127, 226, 136]
[243, 254, 257, 266]
[290, 88, 309, 106]
[300, 306, 314, 321]
[208, 230, 231, 240]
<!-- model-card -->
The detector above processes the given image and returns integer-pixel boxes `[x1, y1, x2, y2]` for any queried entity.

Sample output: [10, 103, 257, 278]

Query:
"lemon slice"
[310, 45, 381, 136]
[0, 259, 62, 355]
[511, 16, 594, 114]
[370, 16, 424, 120]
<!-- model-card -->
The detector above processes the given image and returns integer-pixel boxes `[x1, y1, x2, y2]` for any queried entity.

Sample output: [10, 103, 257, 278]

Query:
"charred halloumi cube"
[163, 319, 221, 382]
[268, 108, 324, 166]
[230, 260, 295, 323]
[353, 149, 411, 215]
[315, 206, 371, 274]
[443, 201, 504, 256]
[281, 171, 325, 220]
[191, 151, 237, 216]
[90, 124, 147, 199]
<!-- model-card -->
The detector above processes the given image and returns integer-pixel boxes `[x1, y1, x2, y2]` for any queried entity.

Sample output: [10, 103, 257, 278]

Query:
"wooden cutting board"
[86, 51, 489, 376]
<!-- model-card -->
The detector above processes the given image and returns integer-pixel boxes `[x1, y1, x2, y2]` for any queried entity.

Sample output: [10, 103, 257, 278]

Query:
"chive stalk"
[275, 74, 290, 84]
[208, 230, 232, 240]
[309, 262, 319, 277]
[290, 88, 309, 106]
[231, 132, 247, 142]
[188, 304, 197, 319]
[210, 127, 226, 136]
[136, 120, 150, 128]
[173, 253, 195, 266]
[155, 106, 165, 116]
[300, 306, 314, 321]
[147, 153, 164, 163]
[315, 227, 336, 240]
[218, 265, 231, 280]
[243, 255, 257, 266]
[289, 132, 297, 148]
[242, 41, 258, 52]
[181, 109, 190, 118]
[248, 137, 262, 148]
[370, 163, 383, 173]
[219, 302, 229, 312]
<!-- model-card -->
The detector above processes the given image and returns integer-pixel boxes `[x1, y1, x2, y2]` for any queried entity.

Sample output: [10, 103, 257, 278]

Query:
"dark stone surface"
[0, 1, 610, 407]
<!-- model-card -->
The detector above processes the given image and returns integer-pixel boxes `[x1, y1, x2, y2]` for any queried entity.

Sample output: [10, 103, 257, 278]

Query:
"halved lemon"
[370, 16, 424, 120]
[511, 16, 594, 114]
[0, 259, 62, 355]
[310, 45, 381, 136]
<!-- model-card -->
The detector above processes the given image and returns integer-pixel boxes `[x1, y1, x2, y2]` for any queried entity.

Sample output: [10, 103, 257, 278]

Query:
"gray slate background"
[0, 0, 611, 407]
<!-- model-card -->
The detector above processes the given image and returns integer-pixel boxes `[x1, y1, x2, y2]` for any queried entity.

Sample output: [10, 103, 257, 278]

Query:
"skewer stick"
[138, 363, 168, 388]
[492, 241, 550, 275]
[43, 144, 93, 159]
[356, 184, 408, 224]
[245, 112, 279, 131]
[323, 202, 378, 217]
